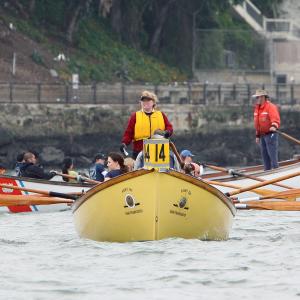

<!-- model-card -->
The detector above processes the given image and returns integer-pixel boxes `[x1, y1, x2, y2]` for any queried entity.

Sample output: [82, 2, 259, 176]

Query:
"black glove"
[120, 143, 129, 156]
[120, 143, 127, 152]
[163, 130, 170, 138]
[154, 129, 170, 138]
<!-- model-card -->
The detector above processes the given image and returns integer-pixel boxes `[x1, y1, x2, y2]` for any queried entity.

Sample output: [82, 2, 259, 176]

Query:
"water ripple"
[0, 210, 299, 300]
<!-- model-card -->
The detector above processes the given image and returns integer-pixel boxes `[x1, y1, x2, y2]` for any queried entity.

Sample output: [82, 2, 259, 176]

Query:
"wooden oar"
[226, 170, 300, 197]
[55, 172, 99, 185]
[232, 188, 300, 203]
[169, 142, 185, 168]
[0, 194, 73, 206]
[0, 183, 79, 200]
[204, 163, 293, 189]
[203, 179, 277, 197]
[277, 130, 300, 146]
[235, 201, 300, 211]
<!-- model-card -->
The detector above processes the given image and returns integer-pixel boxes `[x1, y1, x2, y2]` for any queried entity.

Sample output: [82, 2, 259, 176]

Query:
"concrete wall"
[0, 103, 299, 169]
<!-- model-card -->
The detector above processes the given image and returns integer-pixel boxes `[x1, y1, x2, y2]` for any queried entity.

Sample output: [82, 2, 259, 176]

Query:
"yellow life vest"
[134, 110, 165, 141]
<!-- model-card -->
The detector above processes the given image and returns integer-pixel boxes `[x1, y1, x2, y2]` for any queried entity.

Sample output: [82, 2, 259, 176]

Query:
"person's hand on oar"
[55, 172, 99, 185]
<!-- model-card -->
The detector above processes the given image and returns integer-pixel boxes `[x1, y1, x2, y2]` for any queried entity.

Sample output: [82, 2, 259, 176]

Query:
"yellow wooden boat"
[72, 168, 235, 242]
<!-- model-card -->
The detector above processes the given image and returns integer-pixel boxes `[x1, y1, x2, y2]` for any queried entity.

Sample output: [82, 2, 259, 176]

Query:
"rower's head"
[94, 153, 106, 164]
[0, 163, 6, 175]
[62, 157, 74, 170]
[23, 152, 37, 164]
[140, 90, 158, 113]
[180, 149, 194, 164]
[107, 152, 125, 171]
[252, 89, 269, 105]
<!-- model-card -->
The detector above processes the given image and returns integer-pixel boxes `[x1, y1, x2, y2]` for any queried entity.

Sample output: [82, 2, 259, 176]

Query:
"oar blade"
[236, 201, 300, 211]
[0, 195, 74, 207]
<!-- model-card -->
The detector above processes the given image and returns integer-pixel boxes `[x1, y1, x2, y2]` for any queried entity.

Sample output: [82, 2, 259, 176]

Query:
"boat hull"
[73, 170, 235, 242]
[203, 160, 300, 198]
[0, 175, 92, 213]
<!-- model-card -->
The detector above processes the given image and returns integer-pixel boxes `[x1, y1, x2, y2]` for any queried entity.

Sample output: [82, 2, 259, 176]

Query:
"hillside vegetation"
[0, 0, 281, 83]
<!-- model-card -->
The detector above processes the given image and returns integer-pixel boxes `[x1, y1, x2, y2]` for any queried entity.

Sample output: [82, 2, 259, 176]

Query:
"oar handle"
[49, 191, 78, 200]
[169, 142, 185, 168]
[0, 195, 74, 207]
[0, 183, 50, 196]
[203, 164, 227, 173]
[56, 172, 99, 184]
[0, 183, 81, 200]
[235, 201, 300, 211]
[277, 130, 300, 146]
[230, 170, 293, 190]
[226, 170, 300, 196]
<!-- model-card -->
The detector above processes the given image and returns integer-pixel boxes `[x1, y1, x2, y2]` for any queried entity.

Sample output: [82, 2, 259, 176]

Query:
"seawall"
[0, 103, 299, 169]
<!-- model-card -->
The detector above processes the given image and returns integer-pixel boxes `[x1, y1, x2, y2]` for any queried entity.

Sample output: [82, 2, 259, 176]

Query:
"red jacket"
[254, 100, 280, 137]
[122, 111, 173, 153]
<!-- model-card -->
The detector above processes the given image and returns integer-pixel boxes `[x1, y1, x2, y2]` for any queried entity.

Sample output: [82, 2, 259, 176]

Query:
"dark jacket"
[15, 162, 26, 176]
[89, 163, 105, 182]
[19, 163, 56, 180]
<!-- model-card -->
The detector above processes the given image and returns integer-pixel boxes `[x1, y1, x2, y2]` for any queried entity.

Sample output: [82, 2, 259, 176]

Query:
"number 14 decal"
[155, 144, 166, 161]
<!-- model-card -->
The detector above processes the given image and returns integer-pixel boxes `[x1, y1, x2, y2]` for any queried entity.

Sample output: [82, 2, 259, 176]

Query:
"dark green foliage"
[0, 0, 277, 81]
[31, 50, 45, 66]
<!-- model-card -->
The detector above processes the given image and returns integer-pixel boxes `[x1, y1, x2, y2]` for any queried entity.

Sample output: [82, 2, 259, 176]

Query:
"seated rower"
[124, 157, 135, 172]
[19, 152, 56, 180]
[0, 163, 6, 175]
[89, 153, 106, 182]
[180, 149, 203, 178]
[62, 157, 78, 183]
[105, 152, 128, 181]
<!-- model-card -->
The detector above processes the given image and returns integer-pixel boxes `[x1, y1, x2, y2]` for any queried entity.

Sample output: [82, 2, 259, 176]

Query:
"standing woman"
[62, 157, 78, 183]
[121, 90, 173, 159]
[105, 152, 128, 181]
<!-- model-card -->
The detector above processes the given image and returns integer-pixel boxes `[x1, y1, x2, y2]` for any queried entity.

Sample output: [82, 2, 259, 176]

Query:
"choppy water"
[0, 210, 299, 300]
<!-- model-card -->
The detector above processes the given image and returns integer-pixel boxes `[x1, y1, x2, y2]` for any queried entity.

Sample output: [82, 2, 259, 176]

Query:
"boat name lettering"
[125, 209, 143, 215]
[2, 187, 14, 193]
[181, 188, 191, 195]
[122, 187, 133, 193]
[169, 210, 186, 217]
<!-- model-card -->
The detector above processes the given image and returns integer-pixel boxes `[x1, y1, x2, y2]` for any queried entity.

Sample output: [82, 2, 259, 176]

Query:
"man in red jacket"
[253, 89, 280, 170]
[121, 90, 173, 159]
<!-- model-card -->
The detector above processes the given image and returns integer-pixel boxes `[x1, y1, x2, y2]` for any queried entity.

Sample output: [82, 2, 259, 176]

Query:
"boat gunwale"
[72, 168, 236, 216]
[202, 157, 300, 182]
[0, 174, 93, 187]
[167, 170, 236, 215]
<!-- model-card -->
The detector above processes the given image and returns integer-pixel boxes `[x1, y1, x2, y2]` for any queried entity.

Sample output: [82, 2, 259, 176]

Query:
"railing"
[0, 82, 299, 106]
[265, 19, 290, 33]
[245, 0, 263, 27]
[235, 0, 300, 40]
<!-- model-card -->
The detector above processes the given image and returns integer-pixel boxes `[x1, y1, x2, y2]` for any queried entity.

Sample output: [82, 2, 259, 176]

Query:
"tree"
[148, 0, 176, 55]
[65, 0, 93, 44]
